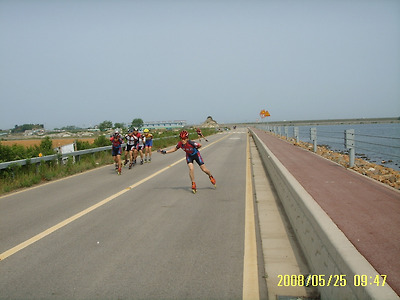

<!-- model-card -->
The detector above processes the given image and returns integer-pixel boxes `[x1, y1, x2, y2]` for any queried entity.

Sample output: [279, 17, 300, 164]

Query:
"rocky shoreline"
[285, 138, 400, 190]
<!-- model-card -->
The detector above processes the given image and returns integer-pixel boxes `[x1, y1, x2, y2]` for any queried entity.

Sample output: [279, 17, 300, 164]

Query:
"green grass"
[0, 152, 114, 195]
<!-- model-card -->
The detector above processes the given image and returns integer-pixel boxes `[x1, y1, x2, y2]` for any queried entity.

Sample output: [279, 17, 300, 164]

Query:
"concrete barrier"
[250, 129, 399, 300]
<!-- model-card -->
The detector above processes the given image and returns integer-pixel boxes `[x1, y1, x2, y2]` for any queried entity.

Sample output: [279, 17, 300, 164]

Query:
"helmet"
[143, 128, 149, 133]
[132, 127, 138, 131]
[179, 130, 189, 139]
[114, 130, 120, 135]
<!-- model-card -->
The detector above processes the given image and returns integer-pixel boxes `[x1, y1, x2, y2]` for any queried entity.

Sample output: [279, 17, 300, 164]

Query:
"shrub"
[75, 140, 92, 150]
[94, 135, 110, 147]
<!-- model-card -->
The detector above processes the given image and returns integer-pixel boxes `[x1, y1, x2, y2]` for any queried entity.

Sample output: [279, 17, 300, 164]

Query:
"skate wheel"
[192, 189, 197, 194]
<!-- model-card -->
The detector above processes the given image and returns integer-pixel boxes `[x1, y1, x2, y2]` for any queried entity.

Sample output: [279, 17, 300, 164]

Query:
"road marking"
[243, 132, 260, 300]
[0, 133, 232, 262]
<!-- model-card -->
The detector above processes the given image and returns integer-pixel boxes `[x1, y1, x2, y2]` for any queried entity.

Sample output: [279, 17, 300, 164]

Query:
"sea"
[262, 123, 400, 171]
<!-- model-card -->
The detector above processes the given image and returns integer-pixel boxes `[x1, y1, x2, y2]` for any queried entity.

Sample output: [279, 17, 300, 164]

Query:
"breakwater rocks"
[284, 138, 400, 190]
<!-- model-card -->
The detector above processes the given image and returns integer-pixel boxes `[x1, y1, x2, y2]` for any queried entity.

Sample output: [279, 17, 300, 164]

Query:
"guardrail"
[0, 146, 113, 170]
[257, 124, 400, 170]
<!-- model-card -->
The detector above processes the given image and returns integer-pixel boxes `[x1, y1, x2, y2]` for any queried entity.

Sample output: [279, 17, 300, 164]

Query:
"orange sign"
[259, 110, 270, 118]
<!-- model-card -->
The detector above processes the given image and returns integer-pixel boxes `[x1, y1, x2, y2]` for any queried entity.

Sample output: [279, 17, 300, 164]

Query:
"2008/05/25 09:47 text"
[277, 274, 387, 287]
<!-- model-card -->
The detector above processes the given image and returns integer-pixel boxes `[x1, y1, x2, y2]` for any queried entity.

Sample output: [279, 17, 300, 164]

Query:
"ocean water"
[265, 123, 400, 171]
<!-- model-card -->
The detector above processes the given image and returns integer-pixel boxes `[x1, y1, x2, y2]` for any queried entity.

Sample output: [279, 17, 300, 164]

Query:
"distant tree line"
[11, 124, 44, 133]
[98, 118, 144, 131]
[8, 119, 145, 133]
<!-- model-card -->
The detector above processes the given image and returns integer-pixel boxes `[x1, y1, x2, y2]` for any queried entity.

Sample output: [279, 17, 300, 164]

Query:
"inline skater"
[110, 130, 124, 175]
[143, 128, 153, 163]
[132, 128, 145, 165]
[124, 129, 136, 169]
[160, 130, 216, 193]
[196, 128, 208, 142]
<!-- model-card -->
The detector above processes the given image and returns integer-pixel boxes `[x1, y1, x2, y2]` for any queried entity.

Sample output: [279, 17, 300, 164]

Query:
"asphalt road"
[0, 128, 264, 299]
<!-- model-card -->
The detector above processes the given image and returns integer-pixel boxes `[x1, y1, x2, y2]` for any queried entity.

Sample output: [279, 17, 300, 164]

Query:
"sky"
[1, 0, 399, 130]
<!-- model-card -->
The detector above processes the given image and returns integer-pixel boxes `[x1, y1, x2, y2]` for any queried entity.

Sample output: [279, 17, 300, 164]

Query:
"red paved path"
[252, 128, 400, 296]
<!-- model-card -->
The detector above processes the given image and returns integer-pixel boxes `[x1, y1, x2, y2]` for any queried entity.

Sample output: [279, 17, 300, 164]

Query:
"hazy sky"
[1, 0, 399, 129]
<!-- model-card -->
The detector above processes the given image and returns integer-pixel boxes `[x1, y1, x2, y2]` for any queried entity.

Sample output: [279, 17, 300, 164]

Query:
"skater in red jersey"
[196, 128, 208, 142]
[110, 130, 124, 175]
[160, 130, 215, 193]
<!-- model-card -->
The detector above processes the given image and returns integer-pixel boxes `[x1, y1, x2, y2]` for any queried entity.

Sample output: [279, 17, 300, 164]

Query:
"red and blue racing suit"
[176, 140, 204, 165]
[110, 135, 123, 156]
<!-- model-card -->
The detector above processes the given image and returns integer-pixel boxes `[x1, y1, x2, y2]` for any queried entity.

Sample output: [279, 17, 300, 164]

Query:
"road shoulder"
[250, 136, 318, 299]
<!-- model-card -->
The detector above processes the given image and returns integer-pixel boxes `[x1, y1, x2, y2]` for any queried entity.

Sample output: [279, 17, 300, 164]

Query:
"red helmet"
[179, 130, 189, 139]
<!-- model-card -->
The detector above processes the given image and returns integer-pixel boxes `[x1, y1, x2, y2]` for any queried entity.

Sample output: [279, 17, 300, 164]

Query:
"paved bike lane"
[251, 128, 400, 297]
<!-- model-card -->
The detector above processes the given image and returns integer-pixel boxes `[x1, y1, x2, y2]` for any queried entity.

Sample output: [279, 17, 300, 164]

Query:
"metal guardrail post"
[310, 127, 317, 152]
[345, 129, 355, 167]
[294, 127, 299, 144]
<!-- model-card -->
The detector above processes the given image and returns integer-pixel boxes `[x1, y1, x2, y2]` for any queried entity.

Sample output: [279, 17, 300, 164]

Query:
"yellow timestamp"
[277, 274, 387, 287]
[353, 274, 387, 287]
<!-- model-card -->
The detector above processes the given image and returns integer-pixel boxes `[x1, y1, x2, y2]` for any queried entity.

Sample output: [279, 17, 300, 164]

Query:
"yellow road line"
[0, 133, 232, 262]
[243, 132, 260, 300]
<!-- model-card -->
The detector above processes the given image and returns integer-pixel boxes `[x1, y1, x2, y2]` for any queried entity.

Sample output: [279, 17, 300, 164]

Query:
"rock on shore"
[288, 138, 400, 190]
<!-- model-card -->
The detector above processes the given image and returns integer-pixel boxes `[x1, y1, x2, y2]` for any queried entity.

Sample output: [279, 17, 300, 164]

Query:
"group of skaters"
[110, 127, 153, 175]
[110, 127, 215, 193]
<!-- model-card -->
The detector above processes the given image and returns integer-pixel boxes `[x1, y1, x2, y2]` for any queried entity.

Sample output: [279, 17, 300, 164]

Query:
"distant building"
[24, 130, 34, 136]
[143, 120, 187, 129]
